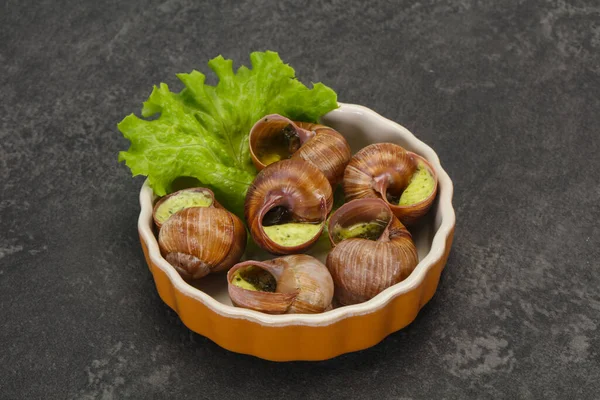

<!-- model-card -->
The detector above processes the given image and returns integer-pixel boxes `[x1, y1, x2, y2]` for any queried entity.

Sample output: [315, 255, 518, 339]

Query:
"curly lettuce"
[118, 51, 338, 217]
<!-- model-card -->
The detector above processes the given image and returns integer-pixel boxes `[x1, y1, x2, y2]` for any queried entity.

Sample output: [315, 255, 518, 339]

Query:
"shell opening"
[372, 169, 412, 205]
[262, 205, 293, 226]
[254, 123, 301, 166]
[231, 266, 277, 292]
[333, 220, 388, 242]
[384, 186, 403, 205]
[153, 189, 213, 226]
[329, 199, 393, 245]
[376, 163, 434, 207]
[396, 163, 436, 206]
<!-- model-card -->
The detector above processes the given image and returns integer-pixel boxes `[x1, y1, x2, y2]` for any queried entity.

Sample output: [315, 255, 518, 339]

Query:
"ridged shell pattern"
[158, 207, 246, 279]
[326, 198, 418, 305]
[249, 114, 351, 186]
[294, 121, 351, 186]
[227, 255, 334, 314]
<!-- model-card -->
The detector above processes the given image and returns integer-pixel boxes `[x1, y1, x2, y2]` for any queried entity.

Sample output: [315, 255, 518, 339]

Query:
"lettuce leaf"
[118, 51, 338, 218]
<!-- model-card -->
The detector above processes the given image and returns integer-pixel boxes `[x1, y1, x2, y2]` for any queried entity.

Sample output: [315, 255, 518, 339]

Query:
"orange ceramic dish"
[137, 103, 455, 361]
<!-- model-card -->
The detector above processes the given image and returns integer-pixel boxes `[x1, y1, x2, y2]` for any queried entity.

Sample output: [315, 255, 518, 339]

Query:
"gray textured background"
[2, 0, 599, 398]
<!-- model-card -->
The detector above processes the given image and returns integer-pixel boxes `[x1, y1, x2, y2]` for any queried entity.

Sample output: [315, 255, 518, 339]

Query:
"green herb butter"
[263, 223, 322, 247]
[231, 266, 276, 292]
[334, 221, 386, 242]
[398, 164, 435, 206]
[155, 191, 213, 224]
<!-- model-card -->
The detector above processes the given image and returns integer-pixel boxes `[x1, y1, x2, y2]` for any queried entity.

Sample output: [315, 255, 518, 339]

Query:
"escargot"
[343, 143, 438, 226]
[249, 114, 351, 186]
[152, 187, 220, 229]
[245, 158, 333, 255]
[228, 254, 334, 314]
[326, 198, 418, 306]
[158, 207, 246, 280]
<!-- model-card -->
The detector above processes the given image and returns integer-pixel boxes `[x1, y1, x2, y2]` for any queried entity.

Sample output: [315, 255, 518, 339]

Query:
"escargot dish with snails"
[245, 158, 333, 255]
[343, 143, 438, 226]
[124, 51, 455, 359]
[249, 114, 352, 186]
[326, 198, 418, 306]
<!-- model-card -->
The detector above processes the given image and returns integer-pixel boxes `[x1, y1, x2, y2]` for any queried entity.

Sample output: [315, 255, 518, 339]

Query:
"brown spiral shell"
[343, 143, 438, 226]
[244, 159, 333, 255]
[158, 207, 246, 280]
[249, 114, 351, 186]
[326, 198, 418, 306]
[227, 254, 334, 314]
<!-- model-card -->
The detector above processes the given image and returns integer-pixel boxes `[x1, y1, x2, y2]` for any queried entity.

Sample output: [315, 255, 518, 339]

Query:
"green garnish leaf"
[118, 51, 338, 218]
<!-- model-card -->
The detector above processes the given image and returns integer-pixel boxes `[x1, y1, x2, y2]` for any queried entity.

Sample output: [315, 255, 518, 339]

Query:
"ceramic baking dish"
[137, 103, 455, 361]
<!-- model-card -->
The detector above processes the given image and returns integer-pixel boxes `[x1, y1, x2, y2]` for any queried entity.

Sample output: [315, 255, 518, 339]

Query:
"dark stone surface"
[1, 0, 599, 398]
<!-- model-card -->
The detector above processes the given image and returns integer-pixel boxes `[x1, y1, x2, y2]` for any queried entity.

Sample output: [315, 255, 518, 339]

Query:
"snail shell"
[343, 143, 438, 226]
[158, 207, 246, 280]
[249, 114, 351, 186]
[152, 187, 221, 229]
[245, 159, 333, 255]
[326, 198, 418, 306]
[227, 255, 334, 314]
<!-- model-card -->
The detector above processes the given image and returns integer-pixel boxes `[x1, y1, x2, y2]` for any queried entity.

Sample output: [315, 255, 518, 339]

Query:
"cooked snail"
[326, 198, 418, 306]
[249, 114, 351, 185]
[343, 143, 438, 226]
[245, 158, 333, 254]
[158, 207, 246, 280]
[153, 187, 220, 228]
[227, 254, 334, 314]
